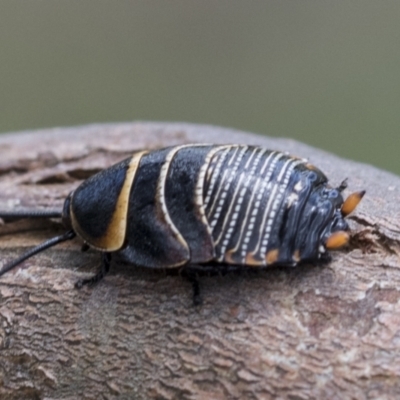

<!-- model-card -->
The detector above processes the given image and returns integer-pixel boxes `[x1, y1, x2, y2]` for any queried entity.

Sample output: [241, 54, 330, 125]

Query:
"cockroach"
[0, 145, 364, 303]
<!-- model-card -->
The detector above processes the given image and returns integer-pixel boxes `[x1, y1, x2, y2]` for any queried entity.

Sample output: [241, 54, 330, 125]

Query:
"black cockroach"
[0, 144, 364, 302]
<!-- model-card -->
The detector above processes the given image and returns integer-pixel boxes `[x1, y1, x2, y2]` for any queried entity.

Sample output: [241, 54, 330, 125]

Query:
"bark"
[0, 122, 399, 400]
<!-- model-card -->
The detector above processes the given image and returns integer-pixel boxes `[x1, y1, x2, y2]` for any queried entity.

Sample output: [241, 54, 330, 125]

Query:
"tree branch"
[0, 122, 399, 399]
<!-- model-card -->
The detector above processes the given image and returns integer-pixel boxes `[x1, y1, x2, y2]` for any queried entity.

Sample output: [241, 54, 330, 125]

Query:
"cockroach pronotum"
[0, 144, 364, 304]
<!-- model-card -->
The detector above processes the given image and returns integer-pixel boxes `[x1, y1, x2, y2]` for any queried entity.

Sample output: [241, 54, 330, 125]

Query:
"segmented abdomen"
[116, 144, 329, 269]
[203, 146, 326, 266]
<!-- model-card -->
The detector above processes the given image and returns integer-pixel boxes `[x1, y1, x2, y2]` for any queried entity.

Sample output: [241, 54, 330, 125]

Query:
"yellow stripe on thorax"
[76, 151, 147, 251]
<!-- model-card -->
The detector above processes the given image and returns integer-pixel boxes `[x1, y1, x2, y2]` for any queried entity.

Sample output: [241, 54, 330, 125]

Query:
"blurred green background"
[1, 1, 399, 174]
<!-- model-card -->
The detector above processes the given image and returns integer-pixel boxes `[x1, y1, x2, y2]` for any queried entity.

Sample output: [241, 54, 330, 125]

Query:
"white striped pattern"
[204, 147, 231, 207]
[195, 146, 229, 236]
[202, 146, 309, 264]
[157, 144, 209, 249]
[216, 148, 271, 258]
[214, 147, 260, 256]
[236, 151, 285, 260]
[207, 146, 247, 230]
[257, 159, 303, 261]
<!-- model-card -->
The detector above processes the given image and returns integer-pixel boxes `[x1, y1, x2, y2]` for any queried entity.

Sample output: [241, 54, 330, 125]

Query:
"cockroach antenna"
[0, 209, 63, 220]
[0, 209, 76, 277]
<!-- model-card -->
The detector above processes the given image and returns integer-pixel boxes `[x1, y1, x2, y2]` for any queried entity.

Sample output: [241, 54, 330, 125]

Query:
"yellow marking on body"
[293, 249, 301, 263]
[304, 163, 327, 179]
[72, 151, 147, 251]
[325, 231, 350, 249]
[245, 253, 264, 267]
[224, 249, 236, 264]
[305, 163, 318, 171]
[265, 249, 279, 265]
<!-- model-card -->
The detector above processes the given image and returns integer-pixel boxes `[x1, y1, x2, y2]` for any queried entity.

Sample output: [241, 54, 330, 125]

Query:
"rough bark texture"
[0, 122, 399, 400]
